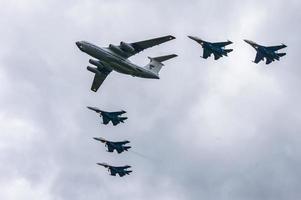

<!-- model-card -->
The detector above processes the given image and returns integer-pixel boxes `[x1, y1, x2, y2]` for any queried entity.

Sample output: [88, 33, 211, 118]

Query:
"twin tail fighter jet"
[93, 137, 131, 154]
[188, 36, 233, 60]
[244, 40, 287, 64]
[76, 35, 177, 92]
[97, 163, 132, 177]
[87, 106, 127, 126]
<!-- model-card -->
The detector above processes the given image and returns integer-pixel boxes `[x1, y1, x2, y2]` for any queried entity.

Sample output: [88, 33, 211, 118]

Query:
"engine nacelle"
[109, 44, 127, 57]
[89, 59, 103, 68]
[87, 66, 100, 74]
[120, 41, 135, 53]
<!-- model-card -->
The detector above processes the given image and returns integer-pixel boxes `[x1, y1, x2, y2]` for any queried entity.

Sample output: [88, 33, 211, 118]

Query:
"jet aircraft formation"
[76, 35, 287, 92]
[77, 35, 287, 177]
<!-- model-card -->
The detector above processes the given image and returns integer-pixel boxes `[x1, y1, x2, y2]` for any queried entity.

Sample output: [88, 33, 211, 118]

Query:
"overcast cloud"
[0, 0, 301, 199]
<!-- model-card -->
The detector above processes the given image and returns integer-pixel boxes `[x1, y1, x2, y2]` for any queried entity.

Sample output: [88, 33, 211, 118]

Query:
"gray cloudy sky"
[0, 0, 301, 199]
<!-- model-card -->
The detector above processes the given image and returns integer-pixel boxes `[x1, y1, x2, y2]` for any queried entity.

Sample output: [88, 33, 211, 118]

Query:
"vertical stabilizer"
[144, 54, 177, 75]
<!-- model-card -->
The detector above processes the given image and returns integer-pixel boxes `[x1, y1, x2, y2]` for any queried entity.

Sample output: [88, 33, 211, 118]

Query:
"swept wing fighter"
[93, 137, 131, 154]
[97, 163, 132, 177]
[244, 40, 287, 64]
[87, 106, 127, 126]
[188, 36, 233, 60]
[76, 35, 177, 92]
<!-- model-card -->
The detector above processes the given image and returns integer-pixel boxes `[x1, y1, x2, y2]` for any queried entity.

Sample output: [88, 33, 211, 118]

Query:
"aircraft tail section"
[145, 54, 177, 75]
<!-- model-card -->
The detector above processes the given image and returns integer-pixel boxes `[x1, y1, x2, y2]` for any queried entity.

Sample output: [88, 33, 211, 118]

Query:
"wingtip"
[93, 137, 106, 142]
[87, 106, 94, 110]
[97, 162, 108, 166]
[168, 35, 176, 40]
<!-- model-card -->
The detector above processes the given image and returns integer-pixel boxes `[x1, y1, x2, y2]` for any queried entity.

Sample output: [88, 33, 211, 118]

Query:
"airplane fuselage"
[244, 40, 281, 62]
[107, 142, 130, 153]
[100, 111, 127, 123]
[256, 46, 279, 61]
[77, 41, 159, 79]
[109, 166, 132, 176]
[101, 112, 119, 120]
[203, 42, 227, 56]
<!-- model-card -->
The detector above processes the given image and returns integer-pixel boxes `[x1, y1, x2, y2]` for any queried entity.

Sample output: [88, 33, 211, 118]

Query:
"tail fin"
[277, 53, 286, 57]
[145, 54, 177, 75]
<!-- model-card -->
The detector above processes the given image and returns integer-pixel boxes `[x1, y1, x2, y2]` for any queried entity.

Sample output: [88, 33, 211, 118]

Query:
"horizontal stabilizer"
[149, 54, 178, 63]
[124, 146, 131, 151]
[224, 49, 233, 53]
[277, 53, 286, 57]
[145, 54, 177, 75]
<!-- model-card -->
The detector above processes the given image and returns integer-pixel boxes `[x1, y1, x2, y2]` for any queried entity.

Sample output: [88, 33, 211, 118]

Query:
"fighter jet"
[76, 35, 177, 92]
[87, 106, 127, 126]
[244, 40, 287, 64]
[188, 36, 233, 60]
[93, 137, 131, 154]
[97, 163, 132, 177]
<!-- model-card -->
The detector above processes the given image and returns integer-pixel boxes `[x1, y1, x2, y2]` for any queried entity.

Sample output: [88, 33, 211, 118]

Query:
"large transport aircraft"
[76, 35, 177, 92]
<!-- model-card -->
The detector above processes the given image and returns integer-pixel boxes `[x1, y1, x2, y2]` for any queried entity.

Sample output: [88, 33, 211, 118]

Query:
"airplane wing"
[110, 170, 117, 176]
[118, 171, 126, 177]
[90, 69, 111, 92]
[266, 44, 287, 51]
[266, 58, 273, 65]
[111, 119, 120, 126]
[110, 111, 126, 116]
[116, 148, 123, 154]
[116, 166, 131, 170]
[102, 116, 110, 125]
[213, 53, 222, 60]
[126, 35, 175, 57]
[202, 48, 211, 59]
[212, 41, 233, 47]
[114, 141, 130, 145]
[254, 52, 264, 63]
[107, 145, 114, 152]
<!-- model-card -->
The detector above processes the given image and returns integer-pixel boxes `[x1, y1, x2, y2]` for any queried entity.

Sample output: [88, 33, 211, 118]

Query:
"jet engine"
[120, 41, 135, 53]
[89, 59, 103, 68]
[109, 44, 127, 57]
[87, 66, 100, 74]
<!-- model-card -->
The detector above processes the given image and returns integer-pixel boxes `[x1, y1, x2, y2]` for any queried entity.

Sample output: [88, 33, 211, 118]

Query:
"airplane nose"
[76, 41, 83, 49]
